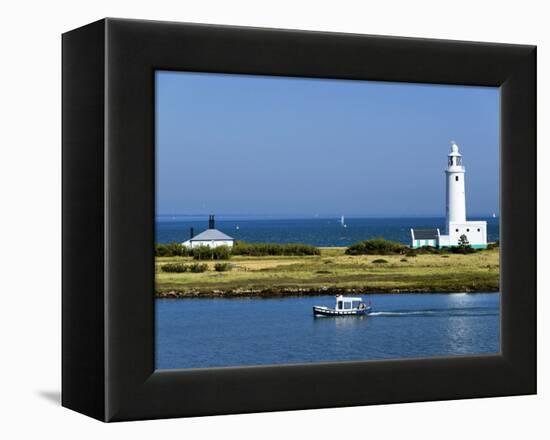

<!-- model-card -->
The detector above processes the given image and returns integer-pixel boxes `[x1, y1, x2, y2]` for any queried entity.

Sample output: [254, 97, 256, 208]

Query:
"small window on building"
[467, 228, 470, 232]
[477, 228, 480, 232]
[455, 228, 459, 232]
[455, 176, 459, 182]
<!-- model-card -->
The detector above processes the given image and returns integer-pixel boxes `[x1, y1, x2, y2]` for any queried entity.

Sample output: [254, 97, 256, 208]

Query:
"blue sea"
[156, 216, 499, 246]
[156, 293, 500, 369]
[155, 216, 500, 370]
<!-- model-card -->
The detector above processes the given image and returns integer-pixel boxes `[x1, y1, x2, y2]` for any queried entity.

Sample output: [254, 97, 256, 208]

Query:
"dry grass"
[155, 248, 500, 296]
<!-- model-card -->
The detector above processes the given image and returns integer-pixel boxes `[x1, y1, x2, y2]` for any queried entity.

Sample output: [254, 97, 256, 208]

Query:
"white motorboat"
[313, 295, 372, 317]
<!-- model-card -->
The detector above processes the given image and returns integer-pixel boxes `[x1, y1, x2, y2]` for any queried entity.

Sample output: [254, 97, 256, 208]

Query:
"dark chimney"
[190, 227, 194, 239]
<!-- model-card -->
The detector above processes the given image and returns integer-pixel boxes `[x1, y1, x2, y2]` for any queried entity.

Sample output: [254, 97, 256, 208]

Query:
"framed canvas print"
[62, 18, 536, 421]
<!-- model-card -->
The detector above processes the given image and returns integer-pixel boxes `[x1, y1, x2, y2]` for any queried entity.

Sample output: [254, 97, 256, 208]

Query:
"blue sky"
[156, 71, 499, 218]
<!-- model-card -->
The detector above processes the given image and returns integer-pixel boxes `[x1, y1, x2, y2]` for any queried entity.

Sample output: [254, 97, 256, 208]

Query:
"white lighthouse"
[445, 141, 466, 229]
[411, 142, 488, 249]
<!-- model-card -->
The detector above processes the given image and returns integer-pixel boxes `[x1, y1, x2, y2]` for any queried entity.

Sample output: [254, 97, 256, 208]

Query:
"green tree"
[453, 234, 475, 254]
[458, 234, 469, 247]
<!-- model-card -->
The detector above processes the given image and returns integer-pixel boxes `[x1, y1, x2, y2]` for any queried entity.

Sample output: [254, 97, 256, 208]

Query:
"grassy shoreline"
[155, 247, 499, 298]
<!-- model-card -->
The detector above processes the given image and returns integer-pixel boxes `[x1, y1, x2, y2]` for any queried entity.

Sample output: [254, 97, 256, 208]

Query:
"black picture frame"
[62, 18, 536, 422]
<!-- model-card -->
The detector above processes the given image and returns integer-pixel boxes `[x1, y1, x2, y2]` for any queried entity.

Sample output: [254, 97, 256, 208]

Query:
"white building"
[182, 215, 235, 249]
[411, 142, 487, 249]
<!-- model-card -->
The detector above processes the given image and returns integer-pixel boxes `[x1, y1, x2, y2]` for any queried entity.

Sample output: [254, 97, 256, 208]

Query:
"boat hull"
[312, 306, 372, 317]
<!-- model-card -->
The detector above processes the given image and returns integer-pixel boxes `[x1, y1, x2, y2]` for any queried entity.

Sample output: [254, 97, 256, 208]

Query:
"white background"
[0, 0, 547, 437]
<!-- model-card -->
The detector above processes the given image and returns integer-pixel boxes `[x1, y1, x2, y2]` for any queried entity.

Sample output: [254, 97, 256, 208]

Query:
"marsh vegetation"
[155, 246, 499, 297]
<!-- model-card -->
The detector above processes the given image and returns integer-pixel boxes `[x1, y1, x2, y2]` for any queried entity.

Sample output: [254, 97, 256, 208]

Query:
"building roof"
[412, 229, 439, 240]
[190, 228, 234, 242]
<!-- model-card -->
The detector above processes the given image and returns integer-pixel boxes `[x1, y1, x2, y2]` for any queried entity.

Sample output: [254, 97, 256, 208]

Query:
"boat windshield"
[352, 300, 361, 309]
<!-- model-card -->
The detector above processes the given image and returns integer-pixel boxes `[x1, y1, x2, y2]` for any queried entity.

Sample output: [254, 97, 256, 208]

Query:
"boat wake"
[369, 307, 498, 318]
[369, 310, 437, 317]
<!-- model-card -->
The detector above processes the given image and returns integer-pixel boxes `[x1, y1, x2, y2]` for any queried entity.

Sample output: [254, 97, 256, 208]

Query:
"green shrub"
[400, 258, 408, 262]
[155, 242, 189, 257]
[315, 270, 332, 274]
[160, 263, 188, 273]
[415, 245, 444, 254]
[214, 262, 232, 272]
[372, 258, 389, 264]
[487, 240, 500, 250]
[192, 245, 232, 260]
[232, 241, 320, 256]
[191, 245, 210, 260]
[345, 238, 406, 255]
[189, 263, 208, 273]
[160, 262, 209, 273]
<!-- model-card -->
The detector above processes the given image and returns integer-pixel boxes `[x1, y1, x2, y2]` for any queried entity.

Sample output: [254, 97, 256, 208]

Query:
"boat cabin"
[335, 295, 364, 311]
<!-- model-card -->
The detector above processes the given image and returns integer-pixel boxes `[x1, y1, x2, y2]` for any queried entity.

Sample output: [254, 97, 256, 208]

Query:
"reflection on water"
[314, 314, 369, 327]
[155, 292, 500, 370]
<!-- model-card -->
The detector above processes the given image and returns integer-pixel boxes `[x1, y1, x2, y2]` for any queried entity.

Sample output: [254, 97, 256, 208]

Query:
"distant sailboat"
[341, 215, 347, 228]
[492, 212, 497, 218]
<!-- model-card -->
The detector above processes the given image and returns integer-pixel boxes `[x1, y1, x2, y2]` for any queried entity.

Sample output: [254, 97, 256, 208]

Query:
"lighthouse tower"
[445, 141, 466, 232]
